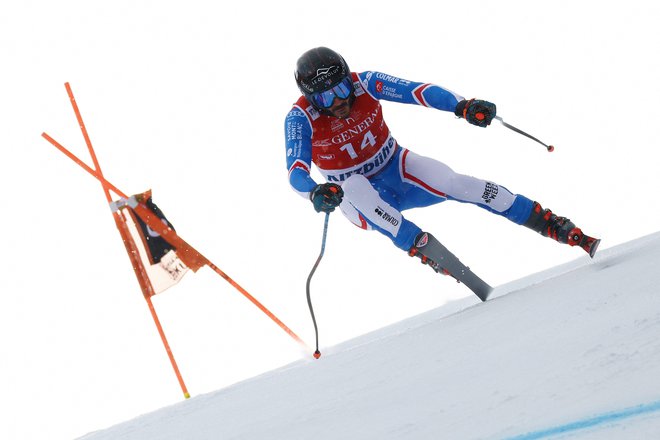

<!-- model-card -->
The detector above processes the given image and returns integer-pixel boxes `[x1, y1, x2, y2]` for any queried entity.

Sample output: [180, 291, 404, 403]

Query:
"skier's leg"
[400, 150, 600, 256]
[399, 149, 532, 222]
[340, 174, 492, 294]
[339, 174, 421, 251]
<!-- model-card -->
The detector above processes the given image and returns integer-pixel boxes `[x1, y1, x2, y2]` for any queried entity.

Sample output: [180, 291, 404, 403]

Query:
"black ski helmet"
[295, 47, 354, 112]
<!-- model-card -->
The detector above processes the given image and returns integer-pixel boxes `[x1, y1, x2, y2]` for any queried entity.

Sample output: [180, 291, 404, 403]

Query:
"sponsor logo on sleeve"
[306, 105, 321, 121]
[353, 80, 365, 97]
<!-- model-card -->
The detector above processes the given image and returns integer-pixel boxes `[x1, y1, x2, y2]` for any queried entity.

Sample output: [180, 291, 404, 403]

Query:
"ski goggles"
[310, 76, 354, 109]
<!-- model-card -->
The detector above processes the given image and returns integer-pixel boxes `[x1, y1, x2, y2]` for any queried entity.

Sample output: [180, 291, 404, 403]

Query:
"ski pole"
[494, 116, 555, 152]
[306, 211, 330, 359]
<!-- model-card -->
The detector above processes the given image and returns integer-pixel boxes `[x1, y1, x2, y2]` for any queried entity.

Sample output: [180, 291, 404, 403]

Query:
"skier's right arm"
[284, 107, 318, 199]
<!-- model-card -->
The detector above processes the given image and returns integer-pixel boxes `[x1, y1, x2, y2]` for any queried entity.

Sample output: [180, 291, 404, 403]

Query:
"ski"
[414, 233, 493, 302]
[579, 234, 601, 258]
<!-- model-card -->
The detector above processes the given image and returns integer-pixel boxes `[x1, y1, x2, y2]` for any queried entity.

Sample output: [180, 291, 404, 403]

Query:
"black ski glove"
[454, 98, 496, 127]
[310, 183, 344, 213]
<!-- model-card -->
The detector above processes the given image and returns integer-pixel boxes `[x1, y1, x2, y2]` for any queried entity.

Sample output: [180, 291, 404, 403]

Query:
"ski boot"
[408, 232, 493, 301]
[408, 234, 453, 278]
[524, 202, 600, 257]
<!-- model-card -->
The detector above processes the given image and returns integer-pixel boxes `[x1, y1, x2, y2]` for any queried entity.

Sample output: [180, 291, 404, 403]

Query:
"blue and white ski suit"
[284, 71, 533, 251]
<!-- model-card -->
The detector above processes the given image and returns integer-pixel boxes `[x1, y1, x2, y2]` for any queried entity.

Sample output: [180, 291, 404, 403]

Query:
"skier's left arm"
[357, 71, 496, 127]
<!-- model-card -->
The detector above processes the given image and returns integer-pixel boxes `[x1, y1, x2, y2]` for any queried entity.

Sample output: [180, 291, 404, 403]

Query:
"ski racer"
[284, 47, 600, 280]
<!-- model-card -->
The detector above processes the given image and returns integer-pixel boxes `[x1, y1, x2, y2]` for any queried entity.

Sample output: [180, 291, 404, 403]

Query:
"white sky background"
[1, 1, 659, 439]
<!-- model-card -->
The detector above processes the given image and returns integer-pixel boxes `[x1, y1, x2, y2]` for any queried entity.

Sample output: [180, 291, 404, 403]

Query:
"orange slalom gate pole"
[41, 133, 127, 197]
[128, 204, 307, 347]
[145, 296, 191, 399]
[207, 262, 307, 346]
[115, 209, 191, 398]
[61, 82, 191, 399]
[131, 201, 308, 349]
[42, 84, 310, 351]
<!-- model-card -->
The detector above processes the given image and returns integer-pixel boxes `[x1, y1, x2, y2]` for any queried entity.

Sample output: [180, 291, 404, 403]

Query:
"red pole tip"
[548, 145, 555, 152]
[313, 351, 321, 359]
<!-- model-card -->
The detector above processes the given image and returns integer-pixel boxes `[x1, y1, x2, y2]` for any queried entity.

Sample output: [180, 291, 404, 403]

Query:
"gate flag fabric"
[111, 190, 196, 295]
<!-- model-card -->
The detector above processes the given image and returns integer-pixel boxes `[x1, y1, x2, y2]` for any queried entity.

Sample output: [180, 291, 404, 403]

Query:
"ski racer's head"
[295, 47, 355, 119]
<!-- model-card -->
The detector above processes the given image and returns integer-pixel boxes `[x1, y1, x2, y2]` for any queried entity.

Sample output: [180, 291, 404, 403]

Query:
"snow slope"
[79, 232, 660, 439]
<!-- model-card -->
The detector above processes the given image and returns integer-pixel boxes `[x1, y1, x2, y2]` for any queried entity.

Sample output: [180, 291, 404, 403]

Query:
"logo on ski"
[416, 233, 429, 248]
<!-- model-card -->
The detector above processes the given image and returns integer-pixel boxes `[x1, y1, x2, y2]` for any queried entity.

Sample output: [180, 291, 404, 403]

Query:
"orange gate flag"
[112, 190, 204, 295]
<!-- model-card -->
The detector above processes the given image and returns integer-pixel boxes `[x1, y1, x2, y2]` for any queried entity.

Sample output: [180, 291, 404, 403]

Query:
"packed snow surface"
[78, 232, 660, 439]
